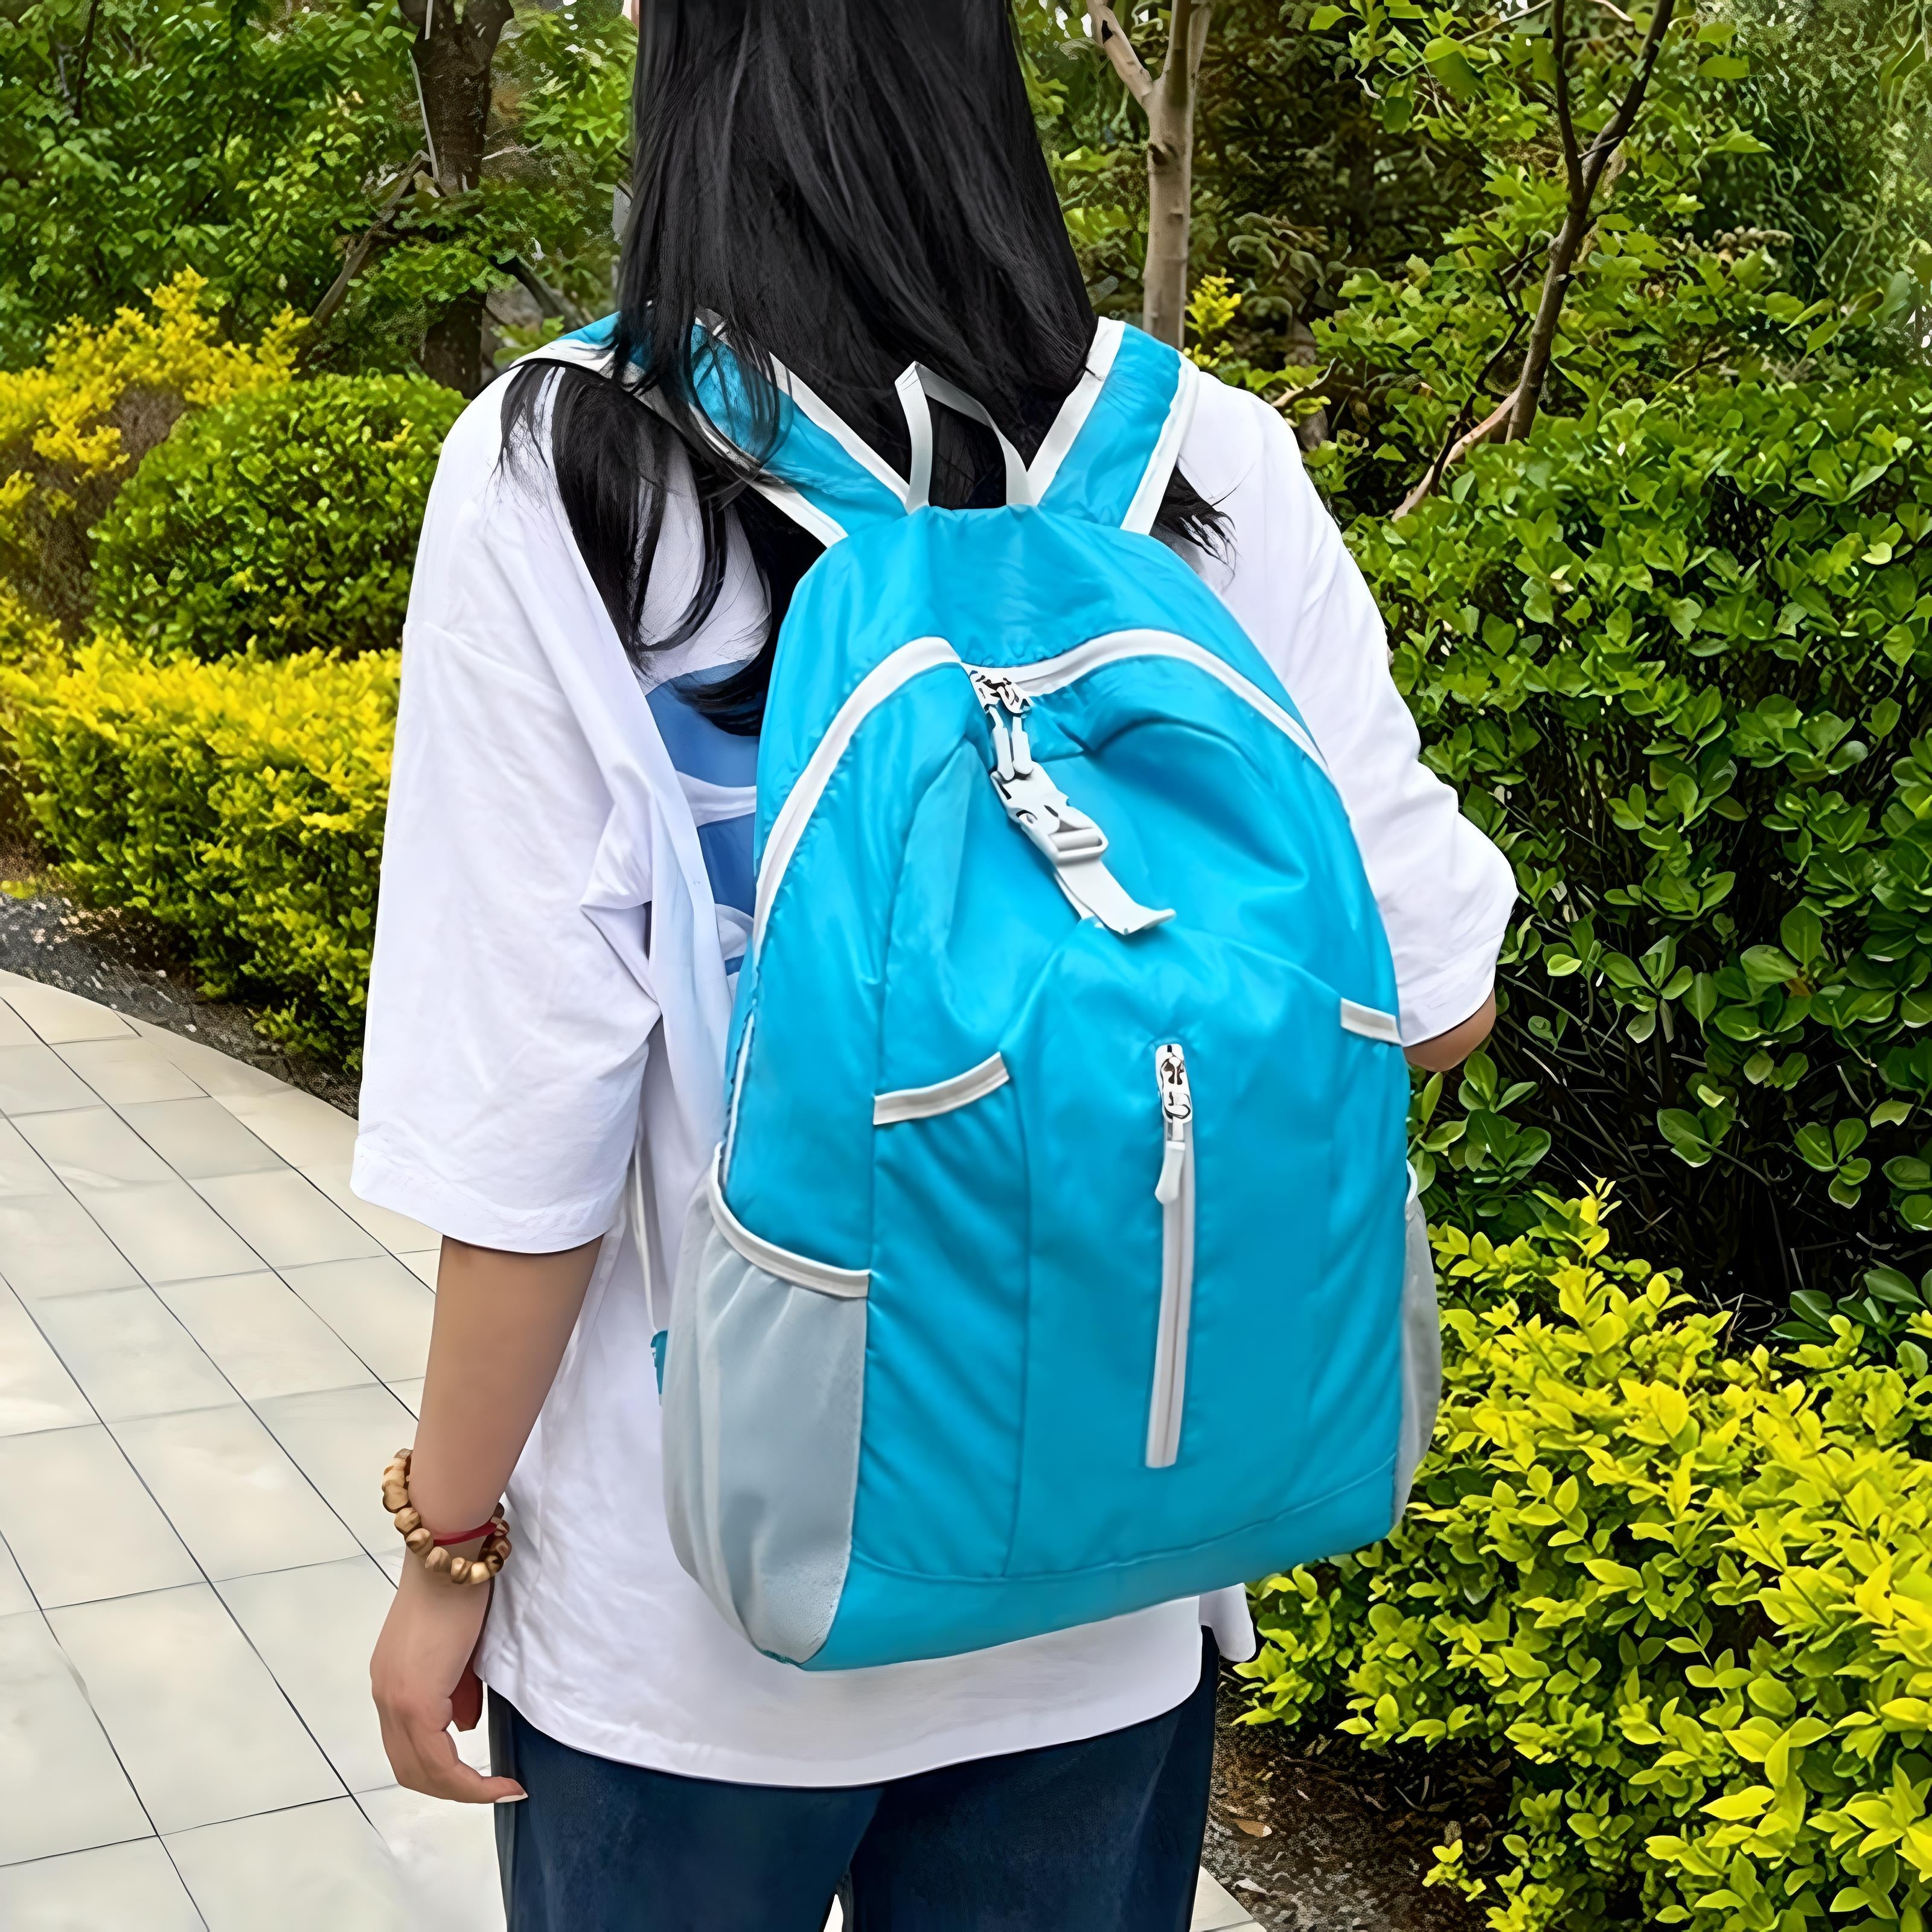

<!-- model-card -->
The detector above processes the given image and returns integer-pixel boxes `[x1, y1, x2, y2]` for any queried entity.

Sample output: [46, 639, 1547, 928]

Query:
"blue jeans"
[490, 1634, 1218, 1931]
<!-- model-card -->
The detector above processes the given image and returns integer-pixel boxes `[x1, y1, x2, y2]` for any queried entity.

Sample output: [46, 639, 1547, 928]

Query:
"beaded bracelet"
[380, 1448, 511, 1587]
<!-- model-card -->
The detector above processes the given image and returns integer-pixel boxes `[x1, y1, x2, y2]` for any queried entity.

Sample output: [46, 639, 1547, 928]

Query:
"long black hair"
[504, 0, 1224, 735]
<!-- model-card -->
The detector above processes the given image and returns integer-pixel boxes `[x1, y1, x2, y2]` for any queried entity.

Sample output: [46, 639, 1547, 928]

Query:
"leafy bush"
[1361, 372, 1932, 1320]
[1244, 1193, 1932, 1932]
[92, 373, 460, 661]
[0, 271, 299, 633]
[2, 636, 395, 1060]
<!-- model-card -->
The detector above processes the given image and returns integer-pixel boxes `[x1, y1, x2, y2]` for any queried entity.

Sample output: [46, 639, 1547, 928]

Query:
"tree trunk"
[1141, 3, 1212, 348]
[1085, 1, 1213, 350]
[400, 0, 513, 396]
[1142, 79, 1194, 347]
[421, 300, 486, 394]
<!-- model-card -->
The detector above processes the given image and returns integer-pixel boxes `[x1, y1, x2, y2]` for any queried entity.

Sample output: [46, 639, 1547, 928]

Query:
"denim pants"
[490, 1634, 1218, 1931]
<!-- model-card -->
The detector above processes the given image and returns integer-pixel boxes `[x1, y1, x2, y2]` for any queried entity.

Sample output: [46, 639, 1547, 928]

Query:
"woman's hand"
[371, 1555, 525, 1803]
[366, 1232, 600, 1804]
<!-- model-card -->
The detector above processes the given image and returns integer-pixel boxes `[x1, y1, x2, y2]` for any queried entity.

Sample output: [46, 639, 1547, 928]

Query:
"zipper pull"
[967, 668, 1016, 779]
[967, 670, 1035, 779]
[993, 676, 1035, 775]
[1155, 1042, 1191, 1204]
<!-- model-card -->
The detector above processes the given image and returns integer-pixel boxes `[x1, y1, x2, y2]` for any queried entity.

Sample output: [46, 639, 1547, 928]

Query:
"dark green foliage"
[92, 375, 461, 661]
[0, 0, 414, 365]
[1020, 0, 1489, 362]
[0, 0, 630, 373]
[1710, 0, 1932, 326]
[1369, 374, 1932, 1322]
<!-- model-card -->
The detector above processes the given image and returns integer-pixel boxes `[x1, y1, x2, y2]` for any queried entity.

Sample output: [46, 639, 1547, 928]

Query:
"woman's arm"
[369, 1235, 601, 1803]
[1404, 991, 1497, 1074]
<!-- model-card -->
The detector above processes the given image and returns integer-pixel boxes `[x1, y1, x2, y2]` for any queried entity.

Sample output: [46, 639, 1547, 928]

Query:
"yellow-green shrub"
[2, 637, 394, 1060]
[1244, 1195, 1932, 1932]
[0, 272, 301, 630]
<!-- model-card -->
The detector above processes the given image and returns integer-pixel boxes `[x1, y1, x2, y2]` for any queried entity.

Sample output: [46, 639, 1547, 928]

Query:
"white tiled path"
[0, 971, 1258, 1931]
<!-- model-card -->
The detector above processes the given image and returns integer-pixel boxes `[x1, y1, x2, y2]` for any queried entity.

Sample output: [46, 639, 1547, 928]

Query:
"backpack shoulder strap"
[523, 315, 1199, 542]
[1030, 319, 1201, 534]
[520, 316, 920, 548]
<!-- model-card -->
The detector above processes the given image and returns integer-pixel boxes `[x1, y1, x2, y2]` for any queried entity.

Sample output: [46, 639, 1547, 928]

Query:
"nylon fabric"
[1036, 327, 1195, 528]
[662, 1189, 866, 1664]
[633, 319, 1421, 1672]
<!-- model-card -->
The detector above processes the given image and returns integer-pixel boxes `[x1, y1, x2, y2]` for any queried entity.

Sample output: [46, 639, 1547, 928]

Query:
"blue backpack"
[551, 316, 1438, 1671]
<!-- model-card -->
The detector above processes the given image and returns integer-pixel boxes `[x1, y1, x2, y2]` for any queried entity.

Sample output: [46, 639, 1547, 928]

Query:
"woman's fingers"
[378, 1697, 525, 1803]
[450, 1660, 484, 1732]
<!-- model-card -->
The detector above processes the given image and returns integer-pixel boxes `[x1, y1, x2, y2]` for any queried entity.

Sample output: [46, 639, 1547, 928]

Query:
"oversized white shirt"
[351, 359, 1515, 1784]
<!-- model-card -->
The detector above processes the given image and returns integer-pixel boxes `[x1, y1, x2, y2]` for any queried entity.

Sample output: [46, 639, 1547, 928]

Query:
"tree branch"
[1083, 0, 1154, 107]
[1581, 0, 1675, 192]
[502, 255, 587, 331]
[1508, 0, 1677, 441]
[69, 0, 101, 122]
[1174, 0, 1211, 85]
[1392, 388, 1520, 520]
[307, 155, 431, 335]
[1550, 0, 1585, 211]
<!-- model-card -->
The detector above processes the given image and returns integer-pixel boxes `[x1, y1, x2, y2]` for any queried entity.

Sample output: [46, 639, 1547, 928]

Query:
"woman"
[356, 2, 1513, 1926]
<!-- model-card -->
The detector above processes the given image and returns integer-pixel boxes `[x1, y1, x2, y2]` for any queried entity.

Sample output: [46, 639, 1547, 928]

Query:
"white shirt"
[351, 360, 1514, 1784]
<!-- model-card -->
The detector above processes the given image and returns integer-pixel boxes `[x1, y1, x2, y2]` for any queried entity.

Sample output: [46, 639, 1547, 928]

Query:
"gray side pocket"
[661, 1182, 866, 1665]
[1393, 1170, 1441, 1520]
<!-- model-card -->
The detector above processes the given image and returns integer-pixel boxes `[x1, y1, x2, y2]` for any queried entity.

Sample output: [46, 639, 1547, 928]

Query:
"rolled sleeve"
[352, 438, 662, 1250]
[1191, 389, 1515, 1044]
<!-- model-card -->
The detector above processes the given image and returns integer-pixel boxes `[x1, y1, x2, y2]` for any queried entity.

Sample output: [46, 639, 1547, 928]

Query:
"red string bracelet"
[429, 1517, 504, 1548]
[380, 1448, 512, 1587]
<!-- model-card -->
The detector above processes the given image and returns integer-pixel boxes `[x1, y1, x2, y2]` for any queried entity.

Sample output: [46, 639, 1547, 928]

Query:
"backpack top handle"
[529, 314, 1196, 546]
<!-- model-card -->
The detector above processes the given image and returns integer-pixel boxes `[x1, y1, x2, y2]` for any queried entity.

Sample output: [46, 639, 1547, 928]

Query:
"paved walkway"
[0, 970, 1259, 1931]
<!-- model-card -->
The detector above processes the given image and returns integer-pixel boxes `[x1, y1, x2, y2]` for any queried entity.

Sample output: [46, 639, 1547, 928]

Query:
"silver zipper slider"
[967, 669, 1015, 779]
[1155, 1041, 1191, 1204]
[987, 677, 1034, 773]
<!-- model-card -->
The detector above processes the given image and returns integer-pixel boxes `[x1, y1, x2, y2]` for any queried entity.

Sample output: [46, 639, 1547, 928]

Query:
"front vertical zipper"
[1147, 1041, 1195, 1469]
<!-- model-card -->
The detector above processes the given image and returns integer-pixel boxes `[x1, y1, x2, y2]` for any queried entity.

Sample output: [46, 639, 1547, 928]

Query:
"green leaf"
[1741, 947, 1800, 994]
[1703, 1785, 1774, 1822]
[1421, 36, 1483, 97]
[1864, 1277, 1917, 1318]
[1308, 4, 1346, 27]
[1791, 1289, 1836, 1326]
[1795, 1123, 1837, 1170]
[1779, 907, 1825, 967]
[1659, 1109, 1713, 1166]
[1699, 53, 1751, 80]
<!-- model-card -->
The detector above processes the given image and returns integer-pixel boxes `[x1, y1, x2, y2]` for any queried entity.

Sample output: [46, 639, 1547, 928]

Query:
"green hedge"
[2, 635, 395, 1060]
[1244, 1194, 1932, 1932]
[91, 374, 460, 661]
[1369, 372, 1932, 1323]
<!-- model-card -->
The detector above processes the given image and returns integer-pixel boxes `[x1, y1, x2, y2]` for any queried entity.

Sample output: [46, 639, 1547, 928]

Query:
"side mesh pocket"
[661, 1172, 867, 1665]
[1393, 1168, 1441, 1520]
